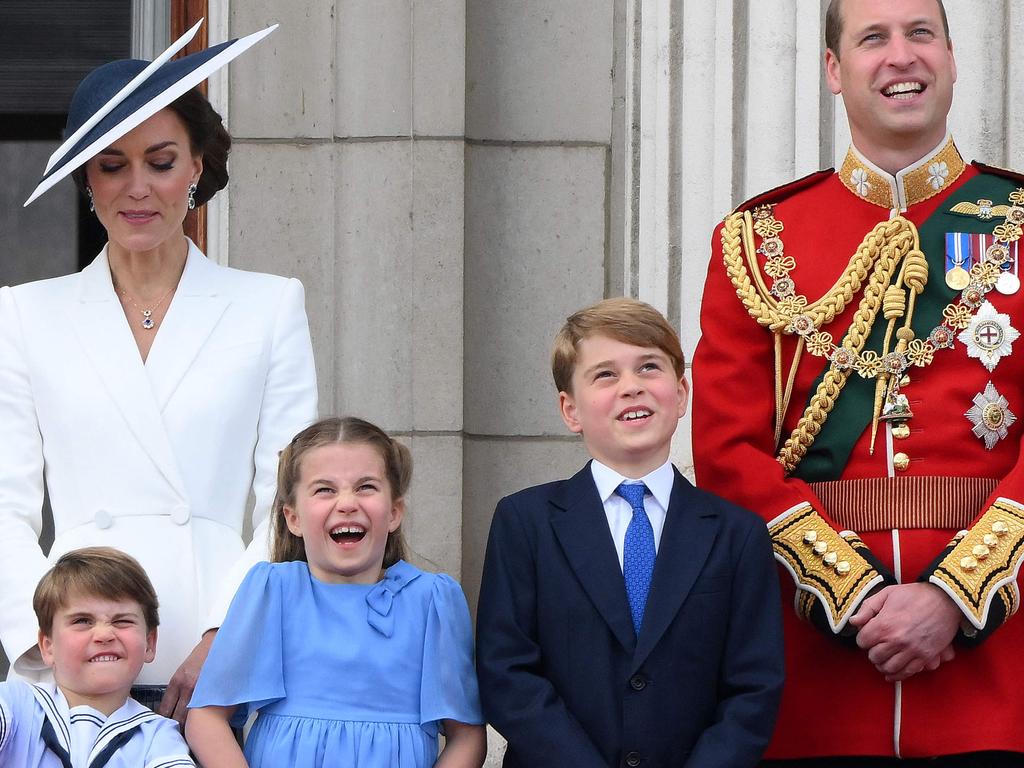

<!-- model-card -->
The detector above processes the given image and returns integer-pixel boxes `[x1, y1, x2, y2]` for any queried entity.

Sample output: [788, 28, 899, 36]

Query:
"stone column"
[462, 0, 617, 611]
[227, 0, 468, 579]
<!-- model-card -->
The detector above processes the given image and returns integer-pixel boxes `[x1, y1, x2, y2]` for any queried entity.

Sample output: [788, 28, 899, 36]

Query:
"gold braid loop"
[776, 217, 920, 474]
[722, 211, 882, 333]
[882, 286, 906, 320]
[903, 250, 929, 294]
[721, 213, 787, 331]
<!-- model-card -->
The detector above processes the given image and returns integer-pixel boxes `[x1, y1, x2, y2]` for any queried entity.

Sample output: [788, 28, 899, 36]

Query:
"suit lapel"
[549, 464, 636, 654]
[144, 242, 229, 410]
[633, 469, 719, 670]
[67, 249, 187, 499]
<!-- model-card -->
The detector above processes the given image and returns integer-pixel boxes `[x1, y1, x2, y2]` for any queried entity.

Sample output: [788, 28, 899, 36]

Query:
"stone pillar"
[462, 0, 617, 611]
[226, 1, 468, 579]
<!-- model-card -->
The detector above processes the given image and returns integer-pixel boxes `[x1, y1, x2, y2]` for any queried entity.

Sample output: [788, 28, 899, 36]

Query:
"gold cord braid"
[776, 217, 920, 474]
[723, 211, 876, 332]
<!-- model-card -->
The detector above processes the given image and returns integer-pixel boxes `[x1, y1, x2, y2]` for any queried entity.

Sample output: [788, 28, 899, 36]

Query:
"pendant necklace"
[116, 283, 175, 330]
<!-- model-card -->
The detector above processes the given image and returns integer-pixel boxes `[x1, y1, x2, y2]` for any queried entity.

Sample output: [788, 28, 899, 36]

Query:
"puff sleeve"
[189, 562, 287, 727]
[418, 575, 483, 734]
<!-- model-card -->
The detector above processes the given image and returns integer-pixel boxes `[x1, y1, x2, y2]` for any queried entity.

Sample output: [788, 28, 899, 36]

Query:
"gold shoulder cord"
[721, 211, 923, 473]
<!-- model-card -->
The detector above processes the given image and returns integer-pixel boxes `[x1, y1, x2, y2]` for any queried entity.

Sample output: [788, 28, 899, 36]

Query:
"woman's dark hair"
[71, 87, 231, 207]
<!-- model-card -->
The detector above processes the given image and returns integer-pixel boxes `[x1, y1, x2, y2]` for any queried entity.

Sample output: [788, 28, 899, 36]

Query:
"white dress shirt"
[590, 459, 675, 571]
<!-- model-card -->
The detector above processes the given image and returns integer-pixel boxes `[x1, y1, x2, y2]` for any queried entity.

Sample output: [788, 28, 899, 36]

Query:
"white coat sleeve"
[202, 277, 317, 630]
[0, 287, 51, 677]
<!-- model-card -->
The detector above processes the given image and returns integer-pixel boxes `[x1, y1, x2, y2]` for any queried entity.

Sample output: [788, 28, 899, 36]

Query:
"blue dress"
[189, 560, 483, 767]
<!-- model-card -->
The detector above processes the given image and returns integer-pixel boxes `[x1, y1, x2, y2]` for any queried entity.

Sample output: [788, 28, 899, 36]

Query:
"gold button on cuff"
[983, 533, 999, 547]
[835, 561, 851, 576]
[893, 452, 911, 471]
[961, 555, 979, 571]
[813, 541, 829, 555]
[803, 530, 818, 544]
[972, 544, 991, 559]
[993, 521, 1010, 536]
[823, 551, 838, 566]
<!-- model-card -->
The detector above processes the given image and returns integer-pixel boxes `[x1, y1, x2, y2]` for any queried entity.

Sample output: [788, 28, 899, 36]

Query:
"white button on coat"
[170, 505, 191, 525]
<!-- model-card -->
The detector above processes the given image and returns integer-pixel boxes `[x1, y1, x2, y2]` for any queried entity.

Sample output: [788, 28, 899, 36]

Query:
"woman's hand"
[434, 720, 487, 768]
[159, 628, 217, 726]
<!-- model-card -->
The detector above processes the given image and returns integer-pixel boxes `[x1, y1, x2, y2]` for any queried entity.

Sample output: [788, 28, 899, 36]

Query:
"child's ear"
[283, 505, 303, 537]
[144, 627, 157, 664]
[559, 390, 583, 434]
[389, 498, 406, 533]
[38, 630, 55, 668]
[676, 375, 690, 419]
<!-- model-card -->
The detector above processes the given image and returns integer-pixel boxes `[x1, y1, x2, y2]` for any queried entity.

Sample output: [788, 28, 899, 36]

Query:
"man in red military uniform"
[693, 1, 1024, 765]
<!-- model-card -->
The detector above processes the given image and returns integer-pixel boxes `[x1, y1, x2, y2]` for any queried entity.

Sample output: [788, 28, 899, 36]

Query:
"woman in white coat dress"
[0, 21, 317, 724]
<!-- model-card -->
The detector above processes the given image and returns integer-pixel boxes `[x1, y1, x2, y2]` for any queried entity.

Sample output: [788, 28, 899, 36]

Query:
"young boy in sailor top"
[0, 547, 193, 768]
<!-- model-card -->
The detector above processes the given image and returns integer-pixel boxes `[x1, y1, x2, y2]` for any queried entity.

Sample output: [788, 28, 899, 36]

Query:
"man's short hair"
[551, 297, 686, 394]
[825, 0, 950, 58]
[33, 547, 160, 635]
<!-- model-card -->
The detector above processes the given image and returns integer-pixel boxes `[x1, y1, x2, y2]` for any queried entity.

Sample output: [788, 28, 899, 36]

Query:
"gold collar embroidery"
[839, 136, 966, 210]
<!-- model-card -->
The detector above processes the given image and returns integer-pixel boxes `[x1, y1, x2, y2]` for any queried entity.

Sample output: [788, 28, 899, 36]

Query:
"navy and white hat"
[24, 19, 276, 207]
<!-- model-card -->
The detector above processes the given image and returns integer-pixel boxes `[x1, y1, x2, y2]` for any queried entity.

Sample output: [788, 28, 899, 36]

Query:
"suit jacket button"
[625, 752, 641, 767]
[170, 505, 191, 525]
[94, 509, 113, 529]
[629, 675, 646, 691]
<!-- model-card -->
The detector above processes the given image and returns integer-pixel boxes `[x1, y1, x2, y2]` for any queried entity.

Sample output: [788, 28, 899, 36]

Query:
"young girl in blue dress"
[186, 417, 486, 767]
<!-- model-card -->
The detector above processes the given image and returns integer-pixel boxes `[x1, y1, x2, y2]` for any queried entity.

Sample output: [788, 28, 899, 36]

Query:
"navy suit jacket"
[476, 463, 784, 768]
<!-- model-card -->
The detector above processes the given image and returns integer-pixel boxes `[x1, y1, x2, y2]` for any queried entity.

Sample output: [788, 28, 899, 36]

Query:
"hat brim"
[24, 22, 277, 207]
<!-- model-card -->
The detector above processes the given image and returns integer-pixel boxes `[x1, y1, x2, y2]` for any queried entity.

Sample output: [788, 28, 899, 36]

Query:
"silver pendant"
[996, 271, 1020, 296]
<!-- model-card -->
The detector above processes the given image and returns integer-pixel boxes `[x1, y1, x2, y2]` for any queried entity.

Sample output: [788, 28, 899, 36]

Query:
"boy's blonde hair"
[551, 297, 685, 394]
[33, 547, 160, 635]
[271, 416, 411, 567]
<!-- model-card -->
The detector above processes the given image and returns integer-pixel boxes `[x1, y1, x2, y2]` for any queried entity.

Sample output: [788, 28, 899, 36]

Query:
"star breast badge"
[958, 301, 1020, 372]
[966, 382, 1017, 449]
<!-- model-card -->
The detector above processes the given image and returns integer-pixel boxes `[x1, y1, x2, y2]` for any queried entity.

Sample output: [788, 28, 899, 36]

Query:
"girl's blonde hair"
[271, 416, 411, 567]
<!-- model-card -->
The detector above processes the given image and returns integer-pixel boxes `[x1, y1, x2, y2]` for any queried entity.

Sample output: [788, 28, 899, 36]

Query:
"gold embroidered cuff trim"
[769, 504, 883, 632]
[839, 136, 967, 210]
[929, 498, 1024, 629]
[809, 476, 998, 532]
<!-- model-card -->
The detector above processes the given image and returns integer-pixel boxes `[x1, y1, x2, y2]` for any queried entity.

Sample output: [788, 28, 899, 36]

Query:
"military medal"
[946, 265, 971, 291]
[996, 239, 1020, 295]
[966, 382, 1017, 449]
[944, 232, 972, 290]
[958, 301, 1020, 372]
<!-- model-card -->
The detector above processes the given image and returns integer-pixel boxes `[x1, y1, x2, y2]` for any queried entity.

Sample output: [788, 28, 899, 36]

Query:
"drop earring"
[86, 186, 95, 212]
[187, 182, 197, 210]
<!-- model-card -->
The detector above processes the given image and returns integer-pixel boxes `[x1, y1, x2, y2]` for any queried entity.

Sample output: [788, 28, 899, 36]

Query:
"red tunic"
[693, 139, 1024, 759]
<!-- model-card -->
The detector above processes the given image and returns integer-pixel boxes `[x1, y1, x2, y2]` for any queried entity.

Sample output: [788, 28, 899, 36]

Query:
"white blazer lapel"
[144, 241, 229, 411]
[67, 249, 188, 499]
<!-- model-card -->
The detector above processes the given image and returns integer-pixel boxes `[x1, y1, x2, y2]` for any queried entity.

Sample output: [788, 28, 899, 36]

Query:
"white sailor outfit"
[0, 680, 193, 768]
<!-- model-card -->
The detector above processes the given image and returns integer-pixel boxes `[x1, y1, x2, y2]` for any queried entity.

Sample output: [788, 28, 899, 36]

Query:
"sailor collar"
[31, 682, 161, 768]
[839, 134, 966, 211]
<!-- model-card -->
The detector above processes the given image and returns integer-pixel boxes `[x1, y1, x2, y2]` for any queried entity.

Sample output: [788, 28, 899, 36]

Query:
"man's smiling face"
[825, 0, 956, 162]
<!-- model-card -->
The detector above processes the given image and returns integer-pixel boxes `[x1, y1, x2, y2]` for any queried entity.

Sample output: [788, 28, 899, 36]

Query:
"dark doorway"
[1, 1, 131, 284]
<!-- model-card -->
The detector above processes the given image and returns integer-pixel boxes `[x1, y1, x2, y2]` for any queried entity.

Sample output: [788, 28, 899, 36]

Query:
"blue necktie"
[616, 482, 655, 635]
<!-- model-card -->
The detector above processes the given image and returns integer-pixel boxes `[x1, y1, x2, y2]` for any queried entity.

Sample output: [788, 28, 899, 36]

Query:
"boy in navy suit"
[476, 297, 783, 767]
